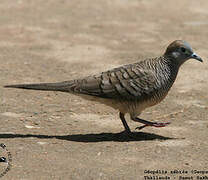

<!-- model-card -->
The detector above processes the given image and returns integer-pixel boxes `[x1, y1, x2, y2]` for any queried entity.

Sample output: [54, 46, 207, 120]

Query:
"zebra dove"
[4, 40, 203, 134]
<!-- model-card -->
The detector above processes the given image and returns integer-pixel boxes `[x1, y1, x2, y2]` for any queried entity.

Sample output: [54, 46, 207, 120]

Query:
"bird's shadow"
[0, 131, 176, 142]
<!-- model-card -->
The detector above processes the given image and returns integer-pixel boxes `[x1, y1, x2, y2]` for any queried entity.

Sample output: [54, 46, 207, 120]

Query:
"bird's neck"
[157, 56, 180, 87]
[161, 55, 180, 73]
[163, 54, 184, 68]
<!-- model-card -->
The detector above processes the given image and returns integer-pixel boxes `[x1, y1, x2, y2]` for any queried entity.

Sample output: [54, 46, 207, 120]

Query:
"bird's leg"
[119, 112, 132, 134]
[131, 117, 170, 130]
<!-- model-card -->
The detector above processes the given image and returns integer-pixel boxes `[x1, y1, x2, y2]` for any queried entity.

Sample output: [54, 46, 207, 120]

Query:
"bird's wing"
[74, 63, 157, 100]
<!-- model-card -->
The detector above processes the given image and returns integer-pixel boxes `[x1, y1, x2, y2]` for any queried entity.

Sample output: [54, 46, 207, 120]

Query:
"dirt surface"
[0, 0, 208, 179]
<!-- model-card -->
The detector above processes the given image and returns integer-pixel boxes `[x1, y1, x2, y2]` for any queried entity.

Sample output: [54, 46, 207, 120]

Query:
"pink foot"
[152, 122, 171, 127]
[136, 122, 170, 130]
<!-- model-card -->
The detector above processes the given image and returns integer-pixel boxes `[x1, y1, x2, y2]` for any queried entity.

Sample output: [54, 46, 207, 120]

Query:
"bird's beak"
[191, 52, 203, 62]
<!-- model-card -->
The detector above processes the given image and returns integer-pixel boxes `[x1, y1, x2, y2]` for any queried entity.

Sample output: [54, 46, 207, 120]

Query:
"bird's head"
[164, 40, 203, 66]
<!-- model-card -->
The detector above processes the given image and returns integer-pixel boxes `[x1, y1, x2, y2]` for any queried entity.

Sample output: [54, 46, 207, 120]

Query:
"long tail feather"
[4, 81, 76, 92]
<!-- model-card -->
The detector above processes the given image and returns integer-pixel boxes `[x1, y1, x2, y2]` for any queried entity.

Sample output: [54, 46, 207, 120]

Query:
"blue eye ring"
[181, 47, 186, 53]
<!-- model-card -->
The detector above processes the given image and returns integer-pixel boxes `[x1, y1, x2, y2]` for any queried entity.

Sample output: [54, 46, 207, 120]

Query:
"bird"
[4, 40, 203, 135]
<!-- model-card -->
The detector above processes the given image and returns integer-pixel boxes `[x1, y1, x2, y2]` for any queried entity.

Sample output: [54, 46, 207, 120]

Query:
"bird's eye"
[181, 47, 186, 53]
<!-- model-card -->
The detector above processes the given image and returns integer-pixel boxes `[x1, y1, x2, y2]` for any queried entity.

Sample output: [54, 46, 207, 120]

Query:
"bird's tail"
[4, 80, 77, 92]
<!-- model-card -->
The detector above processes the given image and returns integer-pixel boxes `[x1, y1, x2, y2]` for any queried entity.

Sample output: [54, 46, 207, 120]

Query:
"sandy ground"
[0, 0, 208, 179]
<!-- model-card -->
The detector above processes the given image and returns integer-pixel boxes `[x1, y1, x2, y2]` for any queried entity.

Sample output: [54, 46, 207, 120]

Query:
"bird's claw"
[152, 122, 171, 127]
[135, 125, 148, 130]
[135, 122, 170, 130]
